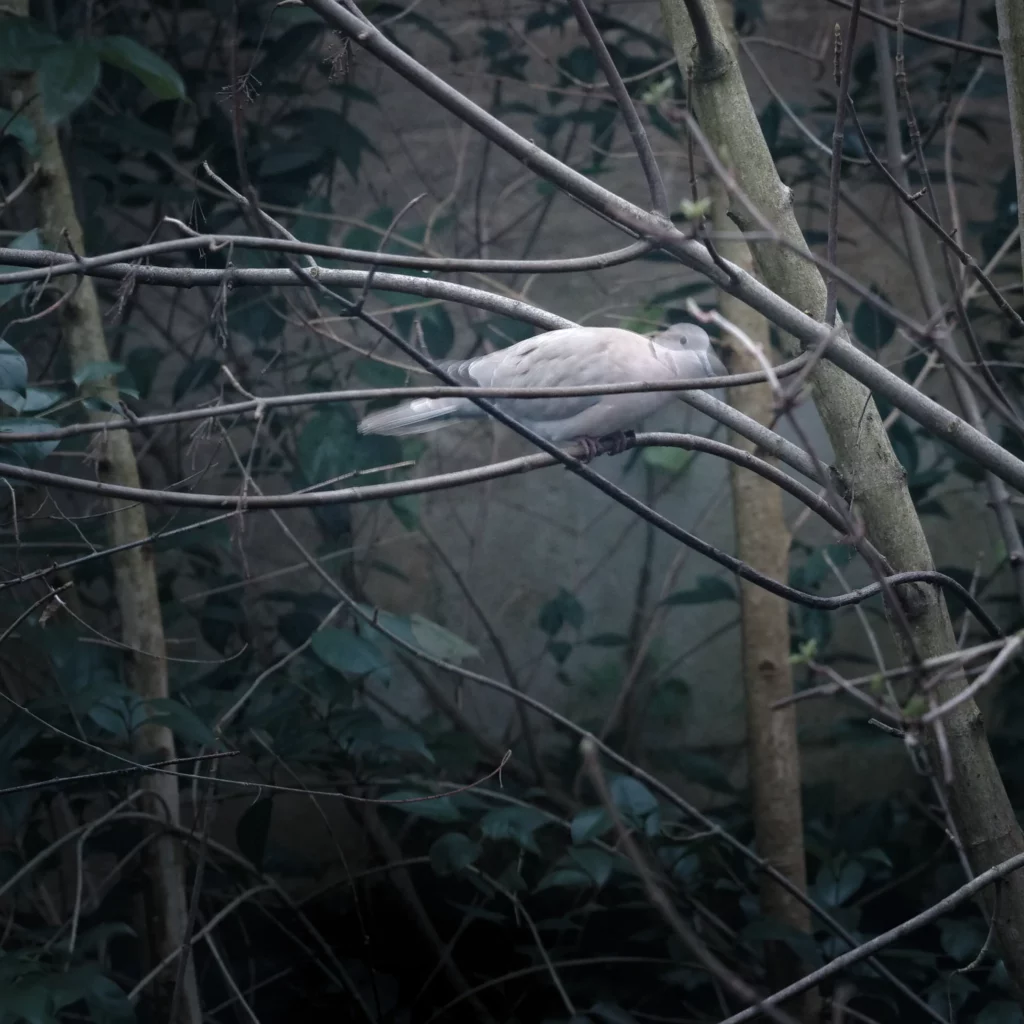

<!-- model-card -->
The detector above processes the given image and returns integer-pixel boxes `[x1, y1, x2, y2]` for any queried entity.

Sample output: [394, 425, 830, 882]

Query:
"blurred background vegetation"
[0, 0, 1022, 1021]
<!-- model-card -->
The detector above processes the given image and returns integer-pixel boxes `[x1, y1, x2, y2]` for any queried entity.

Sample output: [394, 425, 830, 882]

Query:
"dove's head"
[652, 322, 726, 378]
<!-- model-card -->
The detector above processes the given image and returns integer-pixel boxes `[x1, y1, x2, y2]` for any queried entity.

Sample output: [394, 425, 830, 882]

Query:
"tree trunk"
[8, 7, 202, 1018]
[658, 0, 1024, 999]
[702, 5, 814, 1009]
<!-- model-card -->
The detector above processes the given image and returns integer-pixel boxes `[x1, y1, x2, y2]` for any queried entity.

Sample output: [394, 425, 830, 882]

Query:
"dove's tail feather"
[357, 397, 474, 436]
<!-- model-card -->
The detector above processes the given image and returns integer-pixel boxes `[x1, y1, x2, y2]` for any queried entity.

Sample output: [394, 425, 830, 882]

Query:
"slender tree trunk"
[659, 0, 1024, 999]
[700, 5, 813, 1009]
[715, 194, 816, 1010]
[7, 7, 202, 1019]
[995, 0, 1024, 279]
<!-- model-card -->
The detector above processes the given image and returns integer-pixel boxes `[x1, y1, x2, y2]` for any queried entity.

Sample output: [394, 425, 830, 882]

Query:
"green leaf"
[852, 293, 896, 350]
[0, 228, 42, 308]
[0, 19, 59, 71]
[39, 41, 101, 122]
[354, 605, 480, 664]
[408, 614, 479, 663]
[429, 832, 480, 875]
[88, 690, 147, 740]
[384, 790, 462, 823]
[570, 807, 612, 844]
[312, 627, 391, 682]
[73, 360, 125, 387]
[610, 775, 658, 820]
[794, 543, 856, 589]
[538, 588, 585, 635]
[0, 107, 37, 155]
[83, 972, 135, 1023]
[95, 35, 186, 100]
[535, 867, 594, 891]
[567, 847, 614, 886]
[236, 796, 273, 872]
[814, 858, 866, 906]
[479, 805, 551, 853]
[0, 387, 62, 413]
[661, 575, 737, 606]
[0, 339, 26, 395]
[939, 917, 988, 962]
[642, 446, 693, 473]
[0, 417, 60, 463]
[143, 697, 217, 746]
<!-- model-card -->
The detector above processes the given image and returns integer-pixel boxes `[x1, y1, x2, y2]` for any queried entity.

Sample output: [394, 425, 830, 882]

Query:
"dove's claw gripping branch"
[568, 433, 633, 464]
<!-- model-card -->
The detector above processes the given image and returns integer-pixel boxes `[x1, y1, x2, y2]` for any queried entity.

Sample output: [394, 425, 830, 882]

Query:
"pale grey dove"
[357, 323, 725, 453]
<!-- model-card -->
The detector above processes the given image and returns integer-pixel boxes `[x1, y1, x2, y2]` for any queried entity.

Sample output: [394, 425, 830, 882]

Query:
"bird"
[356, 323, 726, 459]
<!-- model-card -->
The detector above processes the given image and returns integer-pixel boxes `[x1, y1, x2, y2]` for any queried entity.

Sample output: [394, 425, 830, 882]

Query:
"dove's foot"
[575, 436, 602, 463]
[571, 431, 635, 464]
[599, 430, 636, 457]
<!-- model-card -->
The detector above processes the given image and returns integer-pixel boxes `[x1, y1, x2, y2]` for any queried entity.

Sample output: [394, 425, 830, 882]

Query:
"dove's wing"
[483, 328, 690, 439]
[357, 326, 717, 440]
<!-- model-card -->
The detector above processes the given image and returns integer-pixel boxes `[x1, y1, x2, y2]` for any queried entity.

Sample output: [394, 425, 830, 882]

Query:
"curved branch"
[0, 436, 999, 634]
[3, 357, 810, 443]
[0, 245, 576, 332]
[717, 850, 1024, 1024]
[0, 232, 654, 283]
[300, 0, 1024, 495]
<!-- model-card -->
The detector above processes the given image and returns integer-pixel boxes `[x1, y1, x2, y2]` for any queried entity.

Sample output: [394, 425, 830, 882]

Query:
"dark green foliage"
[0, 1, 1020, 1022]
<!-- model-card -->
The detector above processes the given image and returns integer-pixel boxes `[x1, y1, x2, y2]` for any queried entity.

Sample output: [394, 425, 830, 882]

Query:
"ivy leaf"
[1, 388, 62, 413]
[610, 776, 658, 820]
[479, 805, 552, 853]
[0, 417, 61, 464]
[384, 791, 461, 823]
[143, 697, 217, 746]
[429, 832, 480, 875]
[853, 293, 896, 350]
[535, 867, 594, 891]
[814, 858, 866, 907]
[642, 446, 693, 473]
[0, 339, 26, 396]
[74, 361, 125, 387]
[0, 18, 59, 72]
[939, 917, 989, 962]
[0, 106, 37, 155]
[39, 41, 101, 122]
[354, 605, 479, 664]
[567, 847, 614, 886]
[312, 628, 391, 682]
[95, 35, 187, 100]
[538, 588, 584, 635]
[570, 807, 612, 844]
